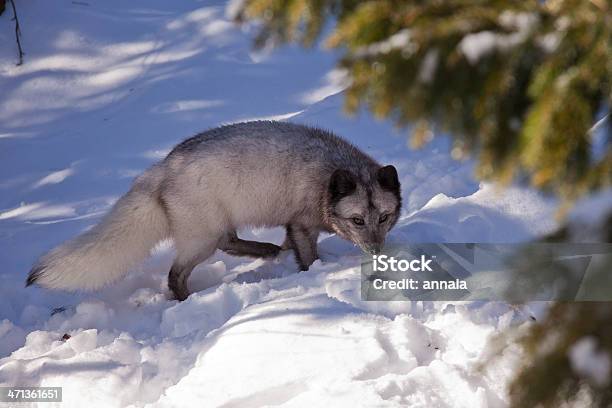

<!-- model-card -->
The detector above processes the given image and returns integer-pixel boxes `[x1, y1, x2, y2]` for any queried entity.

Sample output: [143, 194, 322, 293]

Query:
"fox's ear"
[377, 165, 400, 192]
[329, 169, 356, 201]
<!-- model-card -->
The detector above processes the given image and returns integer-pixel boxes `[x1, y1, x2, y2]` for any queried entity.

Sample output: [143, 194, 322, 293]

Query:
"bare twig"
[8, 0, 24, 66]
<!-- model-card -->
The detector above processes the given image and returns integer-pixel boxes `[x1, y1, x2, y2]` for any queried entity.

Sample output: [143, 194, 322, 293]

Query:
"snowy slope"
[0, 1, 557, 407]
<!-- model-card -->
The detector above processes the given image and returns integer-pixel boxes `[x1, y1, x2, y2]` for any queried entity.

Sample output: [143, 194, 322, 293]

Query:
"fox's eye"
[352, 217, 365, 225]
[379, 214, 388, 223]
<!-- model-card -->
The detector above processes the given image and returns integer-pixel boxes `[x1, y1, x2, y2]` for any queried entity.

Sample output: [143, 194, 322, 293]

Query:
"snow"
[354, 29, 415, 58]
[569, 189, 612, 227]
[298, 69, 349, 105]
[569, 337, 611, 387]
[418, 49, 439, 84]
[0, 1, 562, 407]
[459, 12, 537, 64]
[559, 188, 612, 242]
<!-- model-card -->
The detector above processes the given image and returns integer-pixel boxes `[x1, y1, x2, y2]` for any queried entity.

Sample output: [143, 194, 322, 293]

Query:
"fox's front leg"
[286, 224, 319, 270]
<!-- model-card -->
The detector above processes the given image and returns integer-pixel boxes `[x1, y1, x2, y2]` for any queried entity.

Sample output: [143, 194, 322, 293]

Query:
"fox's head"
[326, 165, 401, 254]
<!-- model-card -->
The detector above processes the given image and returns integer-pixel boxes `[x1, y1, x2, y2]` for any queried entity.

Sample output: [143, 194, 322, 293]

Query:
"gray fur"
[27, 121, 401, 300]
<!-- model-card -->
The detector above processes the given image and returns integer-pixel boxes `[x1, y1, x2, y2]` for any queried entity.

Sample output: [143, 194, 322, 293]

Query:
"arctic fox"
[27, 121, 402, 300]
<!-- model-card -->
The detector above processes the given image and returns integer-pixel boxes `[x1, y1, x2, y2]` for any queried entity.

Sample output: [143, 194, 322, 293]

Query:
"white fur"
[29, 122, 399, 297]
[29, 167, 170, 291]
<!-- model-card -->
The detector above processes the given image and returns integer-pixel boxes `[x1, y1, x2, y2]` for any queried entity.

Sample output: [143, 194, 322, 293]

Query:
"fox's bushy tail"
[27, 169, 170, 291]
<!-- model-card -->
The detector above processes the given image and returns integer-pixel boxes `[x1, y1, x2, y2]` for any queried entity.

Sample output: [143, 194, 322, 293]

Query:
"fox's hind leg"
[168, 226, 222, 301]
[218, 231, 281, 258]
[286, 224, 319, 271]
[168, 262, 196, 302]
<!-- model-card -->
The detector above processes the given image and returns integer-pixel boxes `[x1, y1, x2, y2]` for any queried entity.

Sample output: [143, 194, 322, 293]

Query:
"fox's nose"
[364, 243, 382, 255]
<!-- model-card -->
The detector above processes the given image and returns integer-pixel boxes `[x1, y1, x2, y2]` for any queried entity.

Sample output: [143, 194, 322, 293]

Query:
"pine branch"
[8, 0, 24, 66]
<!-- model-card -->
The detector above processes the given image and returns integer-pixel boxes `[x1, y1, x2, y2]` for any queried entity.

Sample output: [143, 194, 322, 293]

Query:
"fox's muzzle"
[362, 242, 383, 255]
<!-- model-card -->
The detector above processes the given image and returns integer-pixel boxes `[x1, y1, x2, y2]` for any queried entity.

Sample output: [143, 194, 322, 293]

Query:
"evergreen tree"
[509, 302, 612, 407]
[234, 0, 611, 201]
